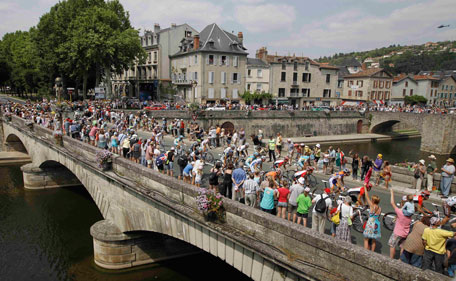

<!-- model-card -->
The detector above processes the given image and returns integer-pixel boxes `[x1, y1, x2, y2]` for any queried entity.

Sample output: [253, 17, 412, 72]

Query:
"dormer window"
[282, 60, 286, 70]
[305, 61, 309, 71]
[293, 61, 298, 71]
[208, 39, 214, 48]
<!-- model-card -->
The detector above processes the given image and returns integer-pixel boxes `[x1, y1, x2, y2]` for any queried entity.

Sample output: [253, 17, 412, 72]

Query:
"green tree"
[404, 95, 427, 105]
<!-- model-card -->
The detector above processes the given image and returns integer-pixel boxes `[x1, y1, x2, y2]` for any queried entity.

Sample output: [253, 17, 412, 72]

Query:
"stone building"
[391, 75, 418, 105]
[255, 47, 339, 108]
[413, 75, 440, 105]
[342, 68, 393, 105]
[436, 75, 456, 107]
[111, 23, 198, 100]
[169, 23, 248, 104]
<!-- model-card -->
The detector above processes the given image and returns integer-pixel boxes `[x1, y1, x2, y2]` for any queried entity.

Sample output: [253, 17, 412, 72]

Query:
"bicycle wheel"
[307, 174, 317, 188]
[205, 152, 214, 164]
[352, 211, 368, 233]
[382, 212, 397, 231]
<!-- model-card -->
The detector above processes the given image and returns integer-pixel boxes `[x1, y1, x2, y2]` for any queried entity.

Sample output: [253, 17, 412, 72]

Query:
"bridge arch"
[370, 120, 401, 133]
[5, 134, 28, 154]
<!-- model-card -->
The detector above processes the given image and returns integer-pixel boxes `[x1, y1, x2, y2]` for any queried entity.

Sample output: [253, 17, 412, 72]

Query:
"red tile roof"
[344, 68, 387, 78]
[413, 75, 440, 81]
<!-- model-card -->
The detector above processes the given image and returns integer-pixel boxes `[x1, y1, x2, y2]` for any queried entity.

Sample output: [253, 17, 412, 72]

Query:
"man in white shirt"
[311, 188, 332, 234]
[243, 173, 259, 207]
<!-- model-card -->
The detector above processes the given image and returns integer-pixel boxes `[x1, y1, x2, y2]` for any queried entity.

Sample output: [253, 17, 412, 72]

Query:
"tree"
[404, 95, 427, 105]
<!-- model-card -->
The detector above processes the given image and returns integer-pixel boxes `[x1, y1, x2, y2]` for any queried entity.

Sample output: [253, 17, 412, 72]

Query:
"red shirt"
[277, 188, 290, 203]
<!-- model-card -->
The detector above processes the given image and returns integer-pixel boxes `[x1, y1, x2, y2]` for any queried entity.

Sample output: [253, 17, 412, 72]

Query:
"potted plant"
[96, 150, 113, 171]
[196, 188, 224, 222]
[53, 130, 63, 146]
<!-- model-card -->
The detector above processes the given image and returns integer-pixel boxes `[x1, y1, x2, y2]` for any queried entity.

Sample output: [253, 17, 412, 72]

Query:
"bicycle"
[201, 150, 215, 164]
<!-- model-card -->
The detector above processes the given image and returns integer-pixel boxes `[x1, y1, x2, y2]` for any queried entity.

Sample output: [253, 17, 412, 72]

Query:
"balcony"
[291, 81, 299, 87]
[289, 92, 302, 97]
[172, 79, 193, 85]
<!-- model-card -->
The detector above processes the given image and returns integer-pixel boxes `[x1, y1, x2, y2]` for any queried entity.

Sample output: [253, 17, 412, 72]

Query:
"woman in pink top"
[388, 189, 412, 259]
[276, 181, 290, 219]
[89, 125, 98, 146]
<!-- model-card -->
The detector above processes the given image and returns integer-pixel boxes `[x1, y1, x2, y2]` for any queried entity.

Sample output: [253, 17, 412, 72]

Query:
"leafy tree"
[241, 90, 273, 104]
[404, 95, 427, 105]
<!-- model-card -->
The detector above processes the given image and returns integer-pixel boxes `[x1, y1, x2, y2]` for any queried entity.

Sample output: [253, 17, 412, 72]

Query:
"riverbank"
[291, 132, 421, 146]
[0, 151, 31, 166]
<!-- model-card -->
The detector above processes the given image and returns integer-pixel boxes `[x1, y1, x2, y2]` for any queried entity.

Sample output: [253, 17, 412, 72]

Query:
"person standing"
[363, 188, 381, 252]
[440, 158, 455, 198]
[360, 156, 372, 181]
[351, 153, 360, 181]
[422, 217, 456, 274]
[243, 173, 259, 207]
[268, 136, 276, 162]
[414, 160, 426, 191]
[276, 133, 283, 157]
[221, 162, 234, 198]
[311, 188, 332, 234]
[276, 182, 290, 219]
[336, 197, 354, 243]
[426, 155, 437, 192]
[288, 177, 305, 223]
[296, 187, 312, 227]
[232, 165, 246, 202]
[373, 154, 384, 186]
[388, 189, 412, 259]
[400, 216, 430, 268]
[260, 181, 277, 214]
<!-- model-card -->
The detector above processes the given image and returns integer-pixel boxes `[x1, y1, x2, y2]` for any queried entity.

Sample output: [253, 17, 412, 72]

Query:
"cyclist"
[293, 167, 314, 185]
[441, 196, 456, 228]
[245, 153, 258, 167]
[274, 157, 289, 171]
[347, 182, 372, 206]
[297, 154, 310, 169]
[250, 156, 265, 173]
[174, 135, 184, 146]
[413, 191, 433, 216]
[329, 168, 350, 193]
[237, 143, 249, 158]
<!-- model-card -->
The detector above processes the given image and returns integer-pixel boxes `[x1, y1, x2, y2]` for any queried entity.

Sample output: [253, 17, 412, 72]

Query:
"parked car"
[145, 104, 166, 110]
[206, 106, 226, 111]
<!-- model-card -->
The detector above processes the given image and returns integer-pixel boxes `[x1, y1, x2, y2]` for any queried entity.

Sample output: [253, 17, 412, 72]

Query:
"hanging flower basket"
[53, 130, 63, 146]
[96, 150, 113, 171]
[196, 188, 225, 223]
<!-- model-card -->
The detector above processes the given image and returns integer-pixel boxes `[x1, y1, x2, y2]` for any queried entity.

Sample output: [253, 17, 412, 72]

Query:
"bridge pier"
[90, 220, 200, 270]
[20, 163, 81, 189]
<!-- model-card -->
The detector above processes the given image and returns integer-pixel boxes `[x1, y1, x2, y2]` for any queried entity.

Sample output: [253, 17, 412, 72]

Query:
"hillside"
[316, 40, 456, 75]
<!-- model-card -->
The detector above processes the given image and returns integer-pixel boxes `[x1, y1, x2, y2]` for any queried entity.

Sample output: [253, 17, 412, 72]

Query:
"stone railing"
[3, 115, 448, 281]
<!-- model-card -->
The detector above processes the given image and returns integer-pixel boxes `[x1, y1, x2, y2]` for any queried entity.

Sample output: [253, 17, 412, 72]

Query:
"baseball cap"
[430, 217, 440, 225]
[324, 188, 331, 194]
[304, 187, 311, 192]
[298, 177, 305, 185]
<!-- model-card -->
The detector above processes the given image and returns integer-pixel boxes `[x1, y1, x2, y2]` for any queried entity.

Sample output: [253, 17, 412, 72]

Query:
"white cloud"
[273, 0, 456, 55]
[120, 0, 224, 31]
[234, 3, 296, 33]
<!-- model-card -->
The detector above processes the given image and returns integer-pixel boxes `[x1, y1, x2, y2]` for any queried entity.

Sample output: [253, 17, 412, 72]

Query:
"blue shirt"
[183, 163, 193, 174]
[373, 158, 383, 171]
[260, 187, 275, 210]
[232, 168, 246, 186]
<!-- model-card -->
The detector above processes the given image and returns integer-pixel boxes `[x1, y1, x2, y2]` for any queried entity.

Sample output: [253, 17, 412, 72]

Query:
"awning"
[277, 99, 289, 104]
[341, 101, 361, 106]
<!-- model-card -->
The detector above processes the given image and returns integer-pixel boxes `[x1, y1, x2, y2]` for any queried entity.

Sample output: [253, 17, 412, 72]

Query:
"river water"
[0, 165, 249, 281]
[321, 137, 455, 168]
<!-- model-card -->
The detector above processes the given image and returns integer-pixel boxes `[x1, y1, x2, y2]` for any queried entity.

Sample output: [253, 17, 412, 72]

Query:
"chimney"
[237, 31, 243, 44]
[361, 63, 367, 71]
[171, 23, 176, 29]
[193, 35, 200, 51]
[154, 23, 160, 33]
[256, 47, 268, 61]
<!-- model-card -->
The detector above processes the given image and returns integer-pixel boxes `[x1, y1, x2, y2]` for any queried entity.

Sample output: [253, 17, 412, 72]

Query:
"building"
[436, 75, 456, 106]
[169, 23, 248, 104]
[337, 58, 363, 102]
[341, 68, 393, 105]
[414, 75, 440, 105]
[255, 47, 339, 107]
[246, 58, 270, 96]
[112, 23, 198, 100]
[391, 74, 418, 105]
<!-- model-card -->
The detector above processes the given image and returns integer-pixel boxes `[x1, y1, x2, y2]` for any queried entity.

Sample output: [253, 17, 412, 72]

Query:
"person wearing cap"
[314, 144, 321, 172]
[311, 188, 332, 234]
[286, 138, 294, 159]
[422, 157, 436, 192]
[441, 196, 456, 229]
[440, 158, 455, 198]
[400, 216, 431, 268]
[413, 160, 426, 191]
[388, 189, 412, 259]
[373, 154, 384, 186]
[288, 177, 305, 223]
[166, 147, 175, 177]
[422, 217, 456, 273]
[296, 187, 312, 227]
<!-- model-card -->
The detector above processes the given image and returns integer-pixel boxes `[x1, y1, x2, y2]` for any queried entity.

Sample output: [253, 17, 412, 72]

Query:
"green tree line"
[0, 0, 145, 99]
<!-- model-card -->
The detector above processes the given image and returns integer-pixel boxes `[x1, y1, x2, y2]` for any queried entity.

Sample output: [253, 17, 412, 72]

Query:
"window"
[194, 55, 197, 64]
[442, 85, 445, 90]
[208, 71, 214, 84]
[281, 72, 286, 82]
[356, 80, 363, 87]
[293, 72, 298, 83]
[278, 88, 285, 97]
[208, 88, 214, 99]
[194, 87, 198, 98]
[348, 90, 352, 97]
[290, 88, 299, 96]
[371, 91, 375, 99]
[232, 88, 239, 99]
[247, 84, 251, 90]
[257, 69, 262, 78]
[385, 91, 390, 99]
[302, 73, 311, 82]
[221, 72, 226, 84]
[405, 81, 408, 87]
[378, 91, 383, 100]
[256, 83, 262, 91]
[323, 89, 331, 98]
[410, 89, 413, 96]
[403, 89, 406, 97]
[221, 88, 226, 99]
[293, 62, 298, 71]
[374, 81, 378, 88]
[233, 56, 239, 67]
[379, 81, 384, 88]
[386, 81, 390, 89]
[305, 61, 309, 71]
[301, 88, 310, 97]
[282, 61, 286, 70]
[232, 73, 239, 84]
[221, 55, 227, 66]
[208, 55, 214, 65]
[356, 91, 363, 97]
[247, 69, 252, 77]
[326, 74, 331, 83]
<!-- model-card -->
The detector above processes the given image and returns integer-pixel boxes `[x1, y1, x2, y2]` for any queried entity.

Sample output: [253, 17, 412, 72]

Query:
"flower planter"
[204, 211, 218, 222]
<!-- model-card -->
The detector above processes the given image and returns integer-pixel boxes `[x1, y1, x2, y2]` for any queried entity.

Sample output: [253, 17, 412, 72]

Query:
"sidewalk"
[290, 133, 393, 146]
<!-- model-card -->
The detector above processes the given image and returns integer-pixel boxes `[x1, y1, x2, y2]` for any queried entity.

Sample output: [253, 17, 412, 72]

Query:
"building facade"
[342, 68, 393, 105]
[414, 75, 440, 105]
[436, 76, 456, 106]
[255, 47, 339, 108]
[170, 23, 248, 104]
[246, 58, 270, 94]
[112, 23, 198, 100]
[391, 75, 418, 105]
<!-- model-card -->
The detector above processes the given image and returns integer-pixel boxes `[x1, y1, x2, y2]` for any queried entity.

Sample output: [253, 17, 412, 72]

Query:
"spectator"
[373, 154, 384, 186]
[414, 160, 426, 191]
[296, 187, 312, 227]
[276, 181, 290, 219]
[363, 187, 381, 252]
[288, 177, 305, 223]
[231, 164, 246, 201]
[440, 158, 455, 198]
[388, 189, 412, 259]
[311, 188, 332, 234]
[400, 216, 430, 268]
[260, 180, 277, 214]
[336, 196, 354, 243]
[243, 173, 259, 207]
[426, 155, 437, 192]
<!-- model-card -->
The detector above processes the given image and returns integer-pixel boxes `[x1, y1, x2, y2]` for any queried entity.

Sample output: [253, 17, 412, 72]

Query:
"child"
[195, 166, 203, 187]
[296, 187, 312, 227]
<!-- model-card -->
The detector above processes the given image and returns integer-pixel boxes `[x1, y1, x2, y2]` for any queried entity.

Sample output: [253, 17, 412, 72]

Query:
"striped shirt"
[243, 179, 259, 194]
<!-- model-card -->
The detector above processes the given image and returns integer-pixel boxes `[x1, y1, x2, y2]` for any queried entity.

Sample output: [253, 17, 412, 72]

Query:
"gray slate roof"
[339, 57, 362, 67]
[247, 58, 269, 67]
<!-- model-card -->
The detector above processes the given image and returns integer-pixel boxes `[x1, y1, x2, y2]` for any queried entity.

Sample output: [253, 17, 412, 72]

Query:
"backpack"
[177, 155, 188, 167]
[156, 154, 165, 166]
[315, 195, 328, 214]
[133, 143, 140, 152]
[209, 171, 218, 182]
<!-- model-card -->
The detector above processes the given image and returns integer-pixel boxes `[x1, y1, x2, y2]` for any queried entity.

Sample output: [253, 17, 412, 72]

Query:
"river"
[321, 136, 455, 168]
[0, 165, 249, 281]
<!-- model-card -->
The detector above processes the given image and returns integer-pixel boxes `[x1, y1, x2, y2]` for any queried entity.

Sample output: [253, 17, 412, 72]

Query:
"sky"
[1, 0, 456, 59]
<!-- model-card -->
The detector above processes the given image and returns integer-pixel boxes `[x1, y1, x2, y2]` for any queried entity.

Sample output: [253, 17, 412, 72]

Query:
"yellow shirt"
[422, 228, 454, 254]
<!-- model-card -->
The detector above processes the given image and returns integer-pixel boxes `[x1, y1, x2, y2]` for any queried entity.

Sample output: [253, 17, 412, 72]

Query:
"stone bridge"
[369, 112, 456, 155]
[0, 115, 445, 281]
